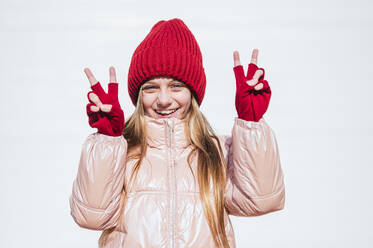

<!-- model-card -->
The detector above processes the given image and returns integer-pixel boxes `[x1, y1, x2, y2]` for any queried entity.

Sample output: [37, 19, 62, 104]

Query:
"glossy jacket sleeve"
[223, 117, 285, 216]
[69, 133, 128, 230]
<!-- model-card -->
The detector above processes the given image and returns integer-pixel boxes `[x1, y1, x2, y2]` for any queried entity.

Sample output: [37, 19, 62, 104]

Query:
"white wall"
[0, 0, 372, 247]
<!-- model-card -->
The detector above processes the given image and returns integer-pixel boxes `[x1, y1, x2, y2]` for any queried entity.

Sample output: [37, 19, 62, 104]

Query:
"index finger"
[109, 66, 117, 83]
[84, 68, 99, 86]
[250, 48, 259, 65]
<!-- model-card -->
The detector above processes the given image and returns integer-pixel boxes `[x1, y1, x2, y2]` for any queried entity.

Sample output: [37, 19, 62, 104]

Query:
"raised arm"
[69, 133, 128, 230]
[70, 66, 127, 230]
[222, 117, 285, 216]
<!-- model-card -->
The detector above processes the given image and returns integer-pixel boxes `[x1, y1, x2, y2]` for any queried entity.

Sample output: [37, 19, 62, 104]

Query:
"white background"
[0, 0, 372, 247]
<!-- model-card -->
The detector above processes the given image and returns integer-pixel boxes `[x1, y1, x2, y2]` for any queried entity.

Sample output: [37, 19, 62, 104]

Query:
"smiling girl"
[69, 18, 285, 248]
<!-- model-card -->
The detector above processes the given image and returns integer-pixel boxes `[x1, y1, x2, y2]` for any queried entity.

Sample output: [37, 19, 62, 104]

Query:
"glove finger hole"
[252, 70, 263, 82]
[86, 102, 99, 114]
[260, 80, 270, 91]
[246, 79, 257, 88]
[254, 83, 263, 90]
[258, 68, 265, 81]
[100, 104, 112, 113]
[87, 91, 95, 103]
[87, 92, 104, 109]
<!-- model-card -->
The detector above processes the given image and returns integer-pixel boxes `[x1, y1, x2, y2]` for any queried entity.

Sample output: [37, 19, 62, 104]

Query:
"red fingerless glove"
[86, 82, 125, 137]
[234, 63, 272, 122]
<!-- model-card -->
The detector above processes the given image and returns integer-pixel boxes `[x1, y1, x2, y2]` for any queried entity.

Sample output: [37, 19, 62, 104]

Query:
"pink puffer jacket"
[69, 115, 285, 248]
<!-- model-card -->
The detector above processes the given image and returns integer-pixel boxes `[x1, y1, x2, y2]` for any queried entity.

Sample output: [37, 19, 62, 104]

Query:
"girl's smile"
[154, 107, 180, 118]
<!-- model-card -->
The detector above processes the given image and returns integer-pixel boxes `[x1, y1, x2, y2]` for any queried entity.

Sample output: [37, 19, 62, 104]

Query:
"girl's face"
[141, 77, 191, 119]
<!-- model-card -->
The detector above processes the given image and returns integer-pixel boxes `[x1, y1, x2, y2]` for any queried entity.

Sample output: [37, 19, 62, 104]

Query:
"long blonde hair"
[99, 87, 230, 248]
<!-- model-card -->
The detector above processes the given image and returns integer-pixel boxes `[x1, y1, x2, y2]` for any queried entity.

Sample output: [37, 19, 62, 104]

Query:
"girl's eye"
[143, 85, 156, 90]
[171, 84, 183, 88]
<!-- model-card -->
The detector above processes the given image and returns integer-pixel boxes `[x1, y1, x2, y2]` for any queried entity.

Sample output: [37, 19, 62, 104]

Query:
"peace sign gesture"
[85, 66, 125, 137]
[233, 49, 271, 122]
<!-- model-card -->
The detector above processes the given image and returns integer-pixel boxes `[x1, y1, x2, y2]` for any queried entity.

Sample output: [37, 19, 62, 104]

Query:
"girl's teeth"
[157, 109, 177, 115]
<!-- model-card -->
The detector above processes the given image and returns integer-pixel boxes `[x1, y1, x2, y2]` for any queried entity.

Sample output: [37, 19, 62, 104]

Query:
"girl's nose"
[157, 89, 172, 107]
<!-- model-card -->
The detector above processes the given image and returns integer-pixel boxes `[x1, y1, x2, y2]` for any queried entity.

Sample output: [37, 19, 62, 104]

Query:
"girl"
[69, 18, 285, 248]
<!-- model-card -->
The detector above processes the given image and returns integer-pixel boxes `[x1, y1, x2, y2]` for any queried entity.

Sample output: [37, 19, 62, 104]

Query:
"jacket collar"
[144, 115, 190, 149]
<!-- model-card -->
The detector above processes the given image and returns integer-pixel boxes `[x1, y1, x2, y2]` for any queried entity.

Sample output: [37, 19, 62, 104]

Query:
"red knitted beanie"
[127, 18, 206, 106]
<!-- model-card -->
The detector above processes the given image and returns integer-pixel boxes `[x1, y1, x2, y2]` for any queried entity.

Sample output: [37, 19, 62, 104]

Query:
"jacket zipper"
[167, 119, 176, 248]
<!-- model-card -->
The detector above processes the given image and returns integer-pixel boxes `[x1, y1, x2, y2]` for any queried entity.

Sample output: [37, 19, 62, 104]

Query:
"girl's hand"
[84, 66, 125, 137]
[233, 49, 272, 122]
